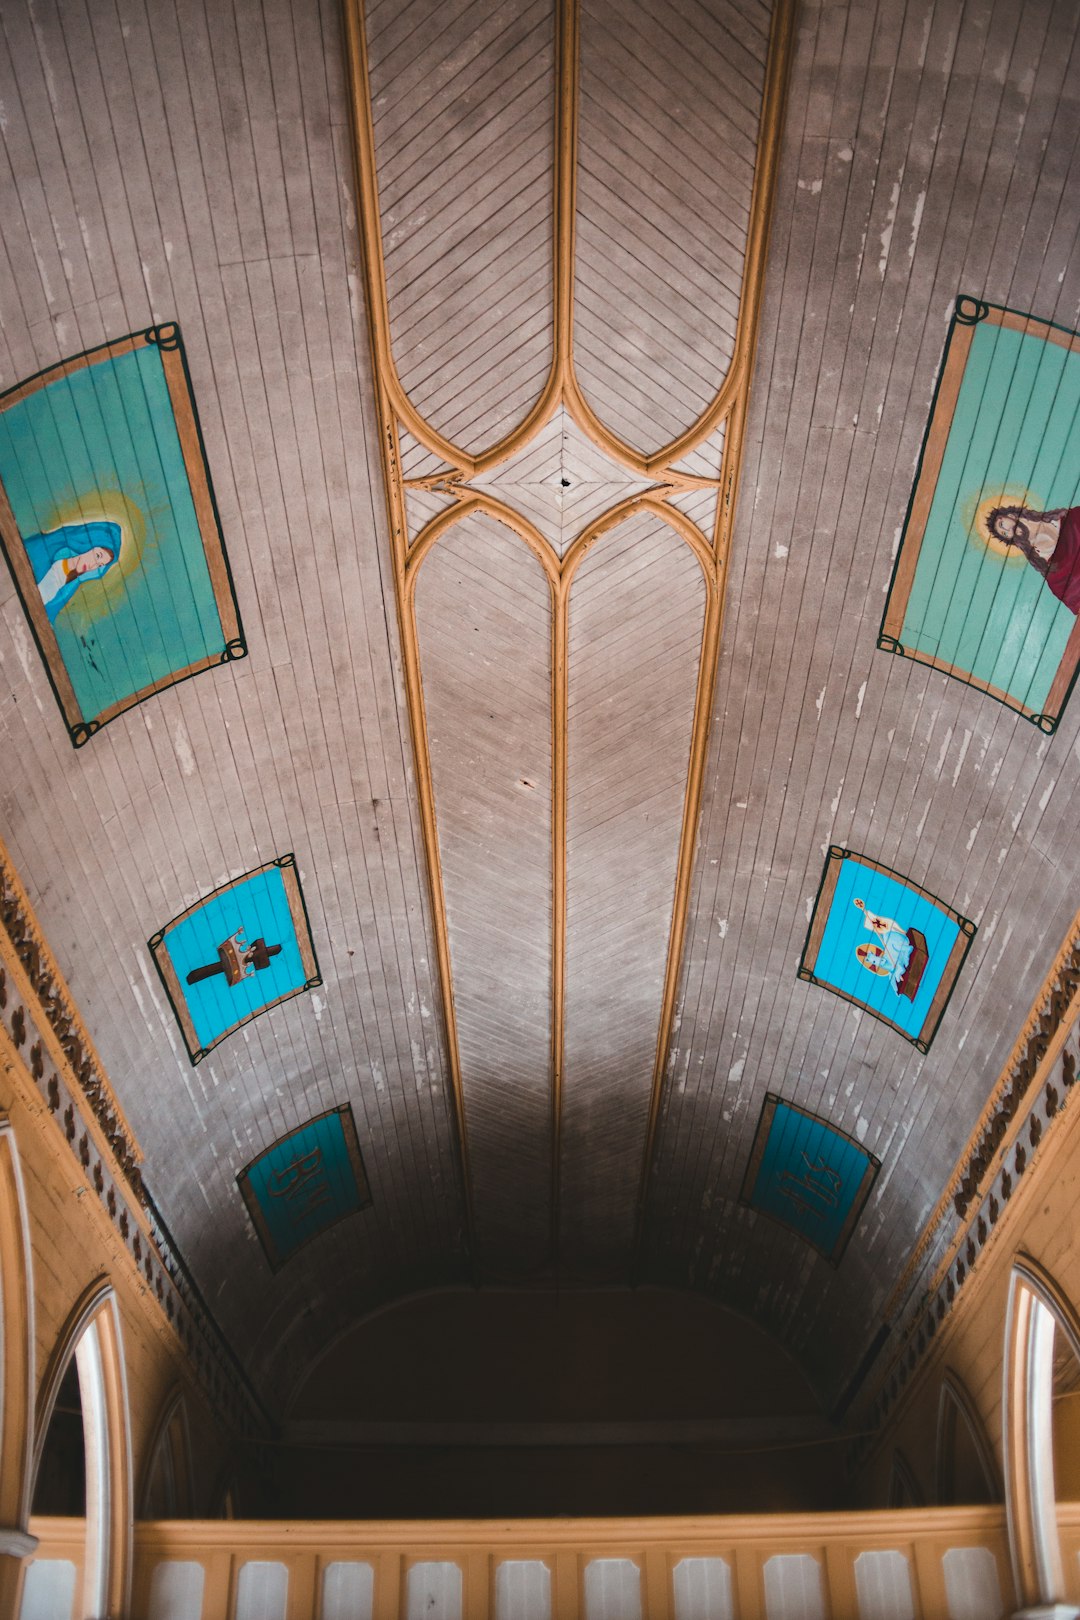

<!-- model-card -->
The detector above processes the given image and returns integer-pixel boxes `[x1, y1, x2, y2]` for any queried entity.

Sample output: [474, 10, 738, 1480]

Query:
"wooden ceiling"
[1, 0, 1079, 1415]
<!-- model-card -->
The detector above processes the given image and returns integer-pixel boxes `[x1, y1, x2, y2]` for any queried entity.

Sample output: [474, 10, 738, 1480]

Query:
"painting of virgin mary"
[0, 324, 245, 745]
[24, 520, 120, 623]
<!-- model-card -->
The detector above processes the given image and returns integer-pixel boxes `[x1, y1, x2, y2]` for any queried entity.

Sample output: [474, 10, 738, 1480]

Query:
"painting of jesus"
[880, 297, 1080, 733]
[799, 847, 976, 1052]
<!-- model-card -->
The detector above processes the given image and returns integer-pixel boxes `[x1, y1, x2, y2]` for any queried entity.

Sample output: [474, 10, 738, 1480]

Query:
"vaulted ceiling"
[1, 0, 1079, 1416]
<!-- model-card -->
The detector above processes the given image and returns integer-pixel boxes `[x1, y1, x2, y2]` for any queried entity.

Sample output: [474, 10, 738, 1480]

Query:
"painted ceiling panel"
[414, 515, 554, 1273]
[366, 0, 556, 454]
[5, 0, 1080, 1426]
[560, 514, 707, 1273]
[573, 0, 769, 453]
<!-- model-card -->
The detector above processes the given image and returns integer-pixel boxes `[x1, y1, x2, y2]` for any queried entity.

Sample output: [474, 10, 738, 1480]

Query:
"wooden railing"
[17, 1504, 1061, 1618]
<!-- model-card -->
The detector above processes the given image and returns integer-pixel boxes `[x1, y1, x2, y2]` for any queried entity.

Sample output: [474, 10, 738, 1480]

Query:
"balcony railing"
[21, 1502, 1077, 1618]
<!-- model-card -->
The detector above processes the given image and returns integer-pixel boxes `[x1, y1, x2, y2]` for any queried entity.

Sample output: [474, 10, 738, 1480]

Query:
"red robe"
[1046, 508, 1080, 613]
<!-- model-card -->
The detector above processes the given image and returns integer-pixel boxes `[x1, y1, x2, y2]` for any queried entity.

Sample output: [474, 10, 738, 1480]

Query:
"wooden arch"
[935, 1366, 1001, 1507]
[1004, 1253, 1080, 1612]
[341, 0, 795, 1272]
[0, 1116, 36, 1593]
[31, 1278, 132, 1620]
[137, 1383, 194, 1520]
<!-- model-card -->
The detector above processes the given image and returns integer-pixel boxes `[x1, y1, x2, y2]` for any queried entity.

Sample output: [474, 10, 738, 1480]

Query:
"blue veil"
[23, 520, 121, 623]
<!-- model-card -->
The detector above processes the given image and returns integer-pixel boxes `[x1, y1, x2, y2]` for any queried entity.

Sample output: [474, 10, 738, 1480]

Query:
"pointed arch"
[32, 1279, 132, 1620]
[888, 1448, 925, 1508]
[1004, 1254, 1080, 1611]
[0, 1116, 37, 1616]
[138, 1385, 194, 1519]
[936, 1367, 1000, 1506]
[0, 1117, 34, 1533]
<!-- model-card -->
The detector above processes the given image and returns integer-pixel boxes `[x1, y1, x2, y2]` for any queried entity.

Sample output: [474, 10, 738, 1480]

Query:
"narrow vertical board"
[561, 513, 706, 1271]
[364, 0, 555, 454]
[415, 515, 555, 1271]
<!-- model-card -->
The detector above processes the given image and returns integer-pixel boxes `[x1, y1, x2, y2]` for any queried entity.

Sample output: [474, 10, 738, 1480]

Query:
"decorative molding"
[848, 913, 1080, 1473]
[342, 0, 796, 1269]
[886, 910, 1080, 1320]
[0, 842, 142, 1188]
[0, 837, 267, 1440]
[0, 1528, 37, 1556]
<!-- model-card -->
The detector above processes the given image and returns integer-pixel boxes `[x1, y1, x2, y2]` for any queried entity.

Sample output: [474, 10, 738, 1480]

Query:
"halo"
[960, 484, 1035, 565]
[40, 491, 148, 624]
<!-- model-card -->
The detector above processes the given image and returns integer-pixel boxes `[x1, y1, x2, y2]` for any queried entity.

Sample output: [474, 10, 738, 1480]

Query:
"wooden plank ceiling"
[0, 0, 1079, 1414]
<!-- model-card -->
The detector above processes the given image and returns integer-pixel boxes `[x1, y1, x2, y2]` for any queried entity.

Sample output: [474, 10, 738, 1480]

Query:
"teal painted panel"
[742, 1096, 879, 1262]
[0, 328, 244, 744]
[239, 1108, 371, 1269]
[881, 299, 1080, 730]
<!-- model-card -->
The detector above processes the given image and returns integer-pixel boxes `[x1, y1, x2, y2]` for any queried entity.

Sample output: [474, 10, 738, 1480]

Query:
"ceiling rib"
[343, 0, 795, 1277]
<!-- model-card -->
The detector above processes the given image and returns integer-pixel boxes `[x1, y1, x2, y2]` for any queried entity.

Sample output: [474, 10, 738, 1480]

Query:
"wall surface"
[852, 1007, 1080, 1515]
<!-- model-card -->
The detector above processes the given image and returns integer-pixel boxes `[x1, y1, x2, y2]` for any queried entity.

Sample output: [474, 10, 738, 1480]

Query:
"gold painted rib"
[343, 0, 795, 1273]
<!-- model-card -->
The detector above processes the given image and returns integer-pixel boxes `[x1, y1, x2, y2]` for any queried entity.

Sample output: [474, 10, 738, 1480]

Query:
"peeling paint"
[878, 177, 902, 276]
[173, 718, 196, 777]
[935, 726, 954, 776]
[951, 728, 971, 785]
[908, 189, 925, 261]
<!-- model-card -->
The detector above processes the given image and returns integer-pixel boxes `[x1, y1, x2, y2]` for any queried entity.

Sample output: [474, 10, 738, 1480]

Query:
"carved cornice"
[848, 911, 1080, 1472]
[0, 838, 267, 1438]
[886, 911, 1080, 1319]
[0, 844, 143, 1191]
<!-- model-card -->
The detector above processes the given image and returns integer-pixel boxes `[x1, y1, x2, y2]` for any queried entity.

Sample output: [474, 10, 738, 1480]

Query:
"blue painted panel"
[812, 859, 960, 1041]
[242, 1111, 367, 1266]
[746, 1100, 876, 1258]
[161, 866, 308, 1051]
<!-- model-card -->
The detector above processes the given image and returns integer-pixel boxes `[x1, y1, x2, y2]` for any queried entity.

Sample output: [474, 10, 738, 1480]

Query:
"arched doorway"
[20, 1281, 131, 1620]
[1004, 1255, 1080, 1613]
[0, 1117, 36, 1611]
[139, 1387, 195, 1520]
[936, 1368, 1000, 1506]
